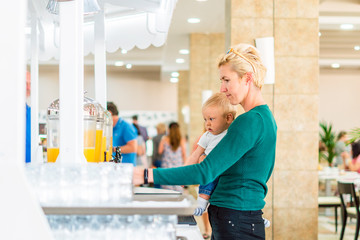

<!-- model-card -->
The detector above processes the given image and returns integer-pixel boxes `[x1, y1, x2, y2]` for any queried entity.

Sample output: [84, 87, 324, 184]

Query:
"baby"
[185, 92, 236, 215]
[185, 92, 270, 228]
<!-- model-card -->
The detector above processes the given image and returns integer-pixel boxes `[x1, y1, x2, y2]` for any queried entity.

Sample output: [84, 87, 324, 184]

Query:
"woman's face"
[219, 63, 248, 105]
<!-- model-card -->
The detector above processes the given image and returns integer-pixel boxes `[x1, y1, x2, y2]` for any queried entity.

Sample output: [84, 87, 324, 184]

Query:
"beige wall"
[319, 68, 360, 132]
[38, 65, 177, 112]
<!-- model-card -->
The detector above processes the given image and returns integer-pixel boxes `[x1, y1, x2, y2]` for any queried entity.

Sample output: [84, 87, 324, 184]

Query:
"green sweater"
[154, 105, 277, 210]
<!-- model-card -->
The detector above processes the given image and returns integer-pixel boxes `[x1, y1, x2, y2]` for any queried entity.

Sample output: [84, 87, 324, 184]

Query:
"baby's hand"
[199, 154, 206, 163]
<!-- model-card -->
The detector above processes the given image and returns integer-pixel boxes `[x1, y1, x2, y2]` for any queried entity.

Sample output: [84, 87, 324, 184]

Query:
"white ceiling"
[37, 0, 360, 79]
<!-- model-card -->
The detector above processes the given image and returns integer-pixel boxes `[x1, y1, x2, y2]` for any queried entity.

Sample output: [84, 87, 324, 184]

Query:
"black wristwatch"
[144, 168, 148, 184]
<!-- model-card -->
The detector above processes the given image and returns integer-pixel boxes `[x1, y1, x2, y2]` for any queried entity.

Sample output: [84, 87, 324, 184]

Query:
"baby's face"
[202, 106, 232, 135]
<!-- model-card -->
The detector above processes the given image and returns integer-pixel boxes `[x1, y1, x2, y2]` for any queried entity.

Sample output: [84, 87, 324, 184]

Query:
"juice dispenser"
[84, 96, 104, 162]
[101, 110, 113, 162]
[47, 98, 97, 163]
[47, 99, 60, 163]
[83, 99, 97, 162]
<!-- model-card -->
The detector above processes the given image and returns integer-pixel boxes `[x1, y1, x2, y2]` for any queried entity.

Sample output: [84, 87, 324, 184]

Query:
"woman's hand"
[133, 167, 154, 185]
[133, 167, 145, 185]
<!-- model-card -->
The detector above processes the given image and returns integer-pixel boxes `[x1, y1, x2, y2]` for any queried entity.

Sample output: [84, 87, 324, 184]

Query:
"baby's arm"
[184, 145, 205, 166]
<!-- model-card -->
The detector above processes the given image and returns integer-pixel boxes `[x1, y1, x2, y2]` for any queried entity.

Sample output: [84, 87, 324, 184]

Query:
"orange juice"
[107, 136, 113, 162]
[47, 147, 60, 163]
[95, 129, 103, 162]
[84, 129, 96, 148]
[84, 147, 96, 162]
[100, 136, 107, 162]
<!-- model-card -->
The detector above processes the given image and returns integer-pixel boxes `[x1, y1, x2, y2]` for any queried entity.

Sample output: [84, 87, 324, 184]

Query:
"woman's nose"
[220, 83, 227, 92]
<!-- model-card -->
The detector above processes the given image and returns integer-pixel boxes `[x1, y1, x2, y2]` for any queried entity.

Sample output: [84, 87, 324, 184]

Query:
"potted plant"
[319, 122, 336, 167]
[348, 127, 360, 144]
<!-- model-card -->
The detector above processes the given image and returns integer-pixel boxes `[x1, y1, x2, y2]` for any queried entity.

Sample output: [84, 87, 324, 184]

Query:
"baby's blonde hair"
[202, 93, 237, 119]
[218, 43, 266, 89]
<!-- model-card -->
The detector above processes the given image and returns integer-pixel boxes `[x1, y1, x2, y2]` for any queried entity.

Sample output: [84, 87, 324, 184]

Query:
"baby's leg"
[199, 193, 210, 200]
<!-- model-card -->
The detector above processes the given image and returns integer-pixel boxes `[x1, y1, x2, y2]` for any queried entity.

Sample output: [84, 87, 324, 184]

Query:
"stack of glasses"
[47, 214, 177, 240]
[25, 162, 133, 206]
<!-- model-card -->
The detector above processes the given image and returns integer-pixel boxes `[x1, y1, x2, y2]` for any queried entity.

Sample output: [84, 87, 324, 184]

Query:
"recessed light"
[354, 46, 360, 51]
[331, 63, 340, 69]
[114, 61, 124, 66]
[179, 49, 189, 55]
[170, 78, 179, 83]
[126, 63, 132, 69]
[171, 72, 180, 77]
[340, 24, 354, 30]
[196, 0, 208, 2]
[176, 58, 185, 64]
[121, 49, 128, 54]
[187, 18, 200, 23]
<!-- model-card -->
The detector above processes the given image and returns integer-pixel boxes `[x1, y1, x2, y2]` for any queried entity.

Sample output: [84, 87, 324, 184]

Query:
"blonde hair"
[156, 123, 166, 134]
[203, 93, 237, 119]
[218, 44, 266, 89]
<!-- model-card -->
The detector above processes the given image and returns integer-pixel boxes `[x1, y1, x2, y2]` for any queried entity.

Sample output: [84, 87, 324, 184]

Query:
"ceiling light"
[331, 63, 340, 69]
[187, 18, 200, 23]
[196, 0, 208, 2]
[318, 32, 321, 37]
[340, 24, 354, 30]
[121, 49, 128, 54]
[170, 78, 179, 83]
[171, 72, 180, 77]
[354, 46, 360, 51]
[176, 58, 185, 64]
[126, 64, 132, 69]
[114, 61, 124, 67]
[179, 49, 189, 55]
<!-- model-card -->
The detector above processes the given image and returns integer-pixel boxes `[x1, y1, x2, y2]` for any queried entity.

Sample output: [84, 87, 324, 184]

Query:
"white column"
[58, 0, 86, 164]
[31, 10, 40, 163]
[0, 0, 53, 238]
[94, 0, 107, 108]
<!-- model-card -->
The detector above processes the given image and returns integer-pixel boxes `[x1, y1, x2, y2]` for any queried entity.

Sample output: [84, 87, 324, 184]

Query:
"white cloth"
[197, 130, 227, 156]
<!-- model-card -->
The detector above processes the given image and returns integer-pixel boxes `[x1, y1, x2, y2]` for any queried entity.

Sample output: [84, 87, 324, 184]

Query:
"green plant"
[319, 122, 336, 166]
[348, 127, 360, 144]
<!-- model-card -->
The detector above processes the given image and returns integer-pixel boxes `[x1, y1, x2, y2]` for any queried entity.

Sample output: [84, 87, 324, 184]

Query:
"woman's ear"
[245, 72, 253, 83]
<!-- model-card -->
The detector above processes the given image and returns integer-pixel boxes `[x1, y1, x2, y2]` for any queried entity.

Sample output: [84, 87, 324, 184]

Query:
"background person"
[347, 141, 360, 173]
[335, 131, 351, 168]
[151, 122, 166, 168]
[132, 115, 149, 143]
[133, 123, 148, 167]
[133, 43, 277, 240]
[107, 102, 137, 165]
[158, 122, 187, 192]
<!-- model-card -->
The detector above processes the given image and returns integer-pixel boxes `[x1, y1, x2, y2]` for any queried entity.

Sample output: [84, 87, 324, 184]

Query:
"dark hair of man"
[107, 101, 118, 116]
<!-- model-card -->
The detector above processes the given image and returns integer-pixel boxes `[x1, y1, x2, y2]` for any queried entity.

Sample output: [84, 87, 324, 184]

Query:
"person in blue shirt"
[107, 102, 138, 165]
[26, 72, 31, 163]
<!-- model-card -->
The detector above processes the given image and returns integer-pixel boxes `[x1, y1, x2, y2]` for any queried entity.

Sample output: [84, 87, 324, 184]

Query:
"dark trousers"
[208, 205, 265, 240]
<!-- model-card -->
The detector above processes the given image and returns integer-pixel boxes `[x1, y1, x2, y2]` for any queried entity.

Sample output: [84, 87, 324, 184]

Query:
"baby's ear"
[226, 113, 234, 122]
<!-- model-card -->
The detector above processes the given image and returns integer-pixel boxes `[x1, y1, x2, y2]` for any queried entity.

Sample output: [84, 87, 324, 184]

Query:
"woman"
[134, 43, 277, 240]
[158, 122, 186, 192]
[348, 141, 360, 173]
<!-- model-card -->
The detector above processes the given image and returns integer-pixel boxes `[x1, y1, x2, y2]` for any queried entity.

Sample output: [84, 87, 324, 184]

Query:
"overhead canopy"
[27, 0, 177, 61]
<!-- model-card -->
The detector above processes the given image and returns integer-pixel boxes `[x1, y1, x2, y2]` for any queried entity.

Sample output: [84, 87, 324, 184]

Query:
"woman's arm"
[184, 145, 205, 166]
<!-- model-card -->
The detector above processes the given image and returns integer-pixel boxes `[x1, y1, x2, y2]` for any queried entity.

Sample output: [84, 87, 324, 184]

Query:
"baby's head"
[202, 93, 237, 135]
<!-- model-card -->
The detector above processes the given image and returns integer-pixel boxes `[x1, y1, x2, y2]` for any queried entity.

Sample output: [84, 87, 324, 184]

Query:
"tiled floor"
[318, 210, 357, 240]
